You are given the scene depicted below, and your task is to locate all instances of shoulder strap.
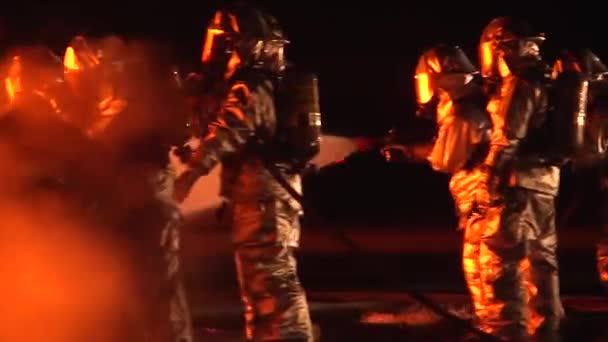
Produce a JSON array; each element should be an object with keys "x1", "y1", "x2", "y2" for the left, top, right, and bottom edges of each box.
[
  {"x1": 261, "y1": 157, "x2": 304, "y2": 204},
  {"x1": 252, "y1": 126, "x2": 304, "y2": 203},
  {"x1": 243, "y1": 71, "x2": 303, "y2": 203}
]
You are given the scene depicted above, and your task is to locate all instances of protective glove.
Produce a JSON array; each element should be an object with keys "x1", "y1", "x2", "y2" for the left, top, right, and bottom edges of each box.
[{"x1": 475, "y1": 165, "x2": 501, "y2": 214}]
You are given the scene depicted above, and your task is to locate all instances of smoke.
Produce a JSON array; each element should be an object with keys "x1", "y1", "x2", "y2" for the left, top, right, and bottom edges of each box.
[
  {"x1": 179, "y1": 134, "x2": 364, "y2": 218},
  {"x1": 179, "y1": 163, "x2": 223, "y2": 217},
  {"x1": 0, "y1": 147, "x2": 131, "y2": 341},
  {"x1": 0, "y1": 39, "x2": 185, "y2": 341}
]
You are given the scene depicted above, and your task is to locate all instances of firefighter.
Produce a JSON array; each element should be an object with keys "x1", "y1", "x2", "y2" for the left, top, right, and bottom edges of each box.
[
  {"x1": 476, "y1": 17, "x2": 565, "y2": 340},
  {"x1": 62, "y1": 35, "x2": 195, "y2": 341},
  {"x1": 174, "y1": 3, "x2": 318, "y2": 341}
]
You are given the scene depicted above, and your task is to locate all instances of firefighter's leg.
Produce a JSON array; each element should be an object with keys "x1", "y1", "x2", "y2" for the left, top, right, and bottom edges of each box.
[
  {"x1": 133, "y1": 221, "x2": 175, "y2": 342},
  {"x1": 232, "y1": 200, "x2": 313, "y2": 342},
  {"x1": 597, "y1": 172, "x2": 608, "y2": 290},
  {"x1": 528, "y1": 193, "x2": 564, "y2": 341},
  {"x1": 597, "y1": 233, "x2": 608, "y2": 289},
  {"x1": 462, "y1": 213, "x2": 486, "y2": 323},
  {"x1": 155, "y1": 166, "x2": 195, "y2": 342},
  {"x1": 161, "y1": 215, "x2": 195, "y2": 342},
  {"x1": 478, "y1": 188, "x2": 530, "y2": 340},
  {"x1": 519, "y1": 257, "x2": 543, "y2": 335}
]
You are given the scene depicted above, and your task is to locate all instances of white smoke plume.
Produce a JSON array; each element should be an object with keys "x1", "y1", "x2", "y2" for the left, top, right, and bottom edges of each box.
[{"x1": 178, "y1": 134, "x2": 364, "y2": 217}]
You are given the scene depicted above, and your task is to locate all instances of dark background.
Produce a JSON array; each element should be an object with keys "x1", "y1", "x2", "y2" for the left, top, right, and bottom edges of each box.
[
  {"x1": 1, "y1": 1, "x2": 606, "y2": 136},
  {"x1": 0, "y1": 1, "x2": 602, "y2": 227}
]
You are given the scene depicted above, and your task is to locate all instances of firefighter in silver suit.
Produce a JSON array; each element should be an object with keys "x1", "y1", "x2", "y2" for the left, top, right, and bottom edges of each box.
[
  {"x1": 476, "y1": 17, "x2": 565, "y2": 340},
  {"x1": 62, "y1": 35, "x2": 195, "y2": 341},
  {"x1": 551, "y1": 49, "x2": 608, "y2": 292},
  {"x1": 412, "y1": 44, "x2": 493, "y2": 325},
  {"x1": 173, "y1": 4, "x2": 315, "y2": 341}
]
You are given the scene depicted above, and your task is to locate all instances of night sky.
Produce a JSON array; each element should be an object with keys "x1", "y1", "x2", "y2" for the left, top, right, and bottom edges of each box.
[{"x1": 2, "y1": 1, "x2": 606, "y2": 136}]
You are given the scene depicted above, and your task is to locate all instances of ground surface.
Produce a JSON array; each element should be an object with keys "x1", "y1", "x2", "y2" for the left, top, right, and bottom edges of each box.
[{"x1": 182, "y1": 223, "x2": 608, "y2": 341}]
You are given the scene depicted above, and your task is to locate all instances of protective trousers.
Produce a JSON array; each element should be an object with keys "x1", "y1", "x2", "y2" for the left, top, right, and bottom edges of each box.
[
  {"x1": 596, "y1": 168, "x2": 608, "y2": 289},
  {"x1": 450, "y1": 169, "x2": 489, "y2": 324},
  {"x1": 228, "y1": 199, "x2": 314, "y2": 342},
  {"x1": 478, "y1": 188, "x2": 564, "y2": 341},
  {"x1": 155, "y1": 168, "x2": 195, "y2": 342},
  {"x1": 113, "y1": 173, "x2": 194, "y2": 341},
  {"x1": 597, "y1": 217, "x2": 608, "y2": 289},
  {"x1": 462, "y1": 213, "x2": 486, "y2": 324},
  {"x1": 451, "y1": 169, "x2": 493, "y2": 324},
  {"x1": 160, "y1": 213, "x2": 195, "y2": 342},
  {"x1": 598, "y1": 235, "x2": 608, "y2": 290},
  {"x1": 598, "y1": 235, "x2": 608, "y2": 289},
  {"x1": 463, "y1": 213, "x2": 538, "y2": 333},
  {"x1": 117, "y1": 204, "x2": 175, "y2": 342}
]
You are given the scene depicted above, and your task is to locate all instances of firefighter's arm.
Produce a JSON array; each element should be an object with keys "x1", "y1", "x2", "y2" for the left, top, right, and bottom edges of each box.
[
  {"x1": 173, "y1": 82, "x2": 255, "y2": 202},
  {"x1": 483, "y1": 78, "x2": 539, "y2": 177},
  {"x1": 476, "y1": 78, "x2": 541, "y2": 207},
  {"x1": 191, "y1": 82, "x2": 256, "y2": 175}
]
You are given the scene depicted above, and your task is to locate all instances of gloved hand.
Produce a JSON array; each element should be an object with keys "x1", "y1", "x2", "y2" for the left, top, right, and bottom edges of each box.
[
  {"x1": 475, "y1": 165, "x2": 501, "y2": 213},
  {"x1": 173, "y1": 144, "x2": 193, "y2": 164},
  {"x1": 173, "y1": 170, "x2": 200, "y2": 203},
  {"x1": 475, "y1": 181, "x2": 491, "y2": 214}
]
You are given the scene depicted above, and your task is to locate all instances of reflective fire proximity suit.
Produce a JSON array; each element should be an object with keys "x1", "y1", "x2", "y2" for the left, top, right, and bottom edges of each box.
[
  {"x1": 476, "y1": 17, "x2": 564, "y2": 340},
  {"x1": 174, "y1": 5, "x2": 313, "y2": 342},
  {"x1": 62, "y1": 35, "x2": 194, "y2": 341},
  {"x1": 551, "y1": 49, "x2": 608, "y2": 290},
  {"x1": 413, "y1": 44, "x2": 493, "y2": 324},
  {"x1": 557, "y1": 54, "x2": 608, "y2": 291}
]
